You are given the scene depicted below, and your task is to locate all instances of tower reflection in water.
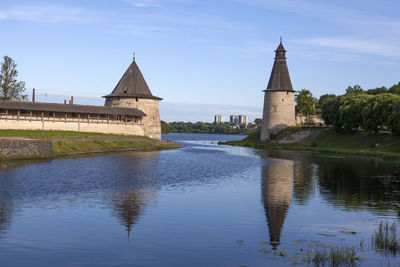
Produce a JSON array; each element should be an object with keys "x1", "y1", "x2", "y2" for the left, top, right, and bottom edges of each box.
[{"x1": 261, "y1": 156, "x2": 294, "y2": 249}]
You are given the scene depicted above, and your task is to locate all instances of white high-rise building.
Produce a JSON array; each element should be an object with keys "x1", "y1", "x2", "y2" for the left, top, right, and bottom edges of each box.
[
  {"x1": 214, "y1": 115, "x2": 223, "y2": 124},
  {"x1": 239, "y1": 115, "x2": 248, "y2": 125},
  {"x1": 230, "y1": 115, "x2": 239, "y2": 125}
]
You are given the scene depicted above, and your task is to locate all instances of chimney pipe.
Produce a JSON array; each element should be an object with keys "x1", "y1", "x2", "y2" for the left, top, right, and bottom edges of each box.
[
  {"x1": 32, "y1": 88, "x2": 35, "y2": 103},
  {"x1": 70, "y1": 96, "x2": 74, "y2": 105},
  {"x1": 64, "y1": 99, "x2": 67, "y2": 104}
]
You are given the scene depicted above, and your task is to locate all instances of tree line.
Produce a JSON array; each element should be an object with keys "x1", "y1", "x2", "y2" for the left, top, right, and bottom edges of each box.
[
  {"x1": 296, "y1": 83, "x2": 400, "y2": 134},
  {"x1": 161, "y1": 121, "x2": 258, "y2": 135}
]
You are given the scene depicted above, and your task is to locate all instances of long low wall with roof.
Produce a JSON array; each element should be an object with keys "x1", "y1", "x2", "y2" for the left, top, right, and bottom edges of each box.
[{"x1": 0, "y1": 118, "x2": 145, "y2": 136}]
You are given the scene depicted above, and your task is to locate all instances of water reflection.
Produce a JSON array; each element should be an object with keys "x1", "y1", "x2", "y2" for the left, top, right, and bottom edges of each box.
[
  {"x1": 261, "y1": 157, "x2": 294, "y2": 249},
  {"x1": 112, "y1": 189, "x2": 155, "y2": 237},
  {"x1": 261, "y1": 150, "x2": 400, "y2": 215}
]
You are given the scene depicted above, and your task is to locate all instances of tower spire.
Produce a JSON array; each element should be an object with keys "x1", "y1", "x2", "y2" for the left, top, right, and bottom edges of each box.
[
  {"x1": 280, "y1": 36, "x2": 282, "y2": 44},
  {"x1": 133, "y1": 51, "x2": 136, "y2": 61}
]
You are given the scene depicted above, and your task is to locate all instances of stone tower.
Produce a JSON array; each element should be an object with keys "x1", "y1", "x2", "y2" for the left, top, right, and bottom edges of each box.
[
  {"x1": 104, "y1": 57, "x2": 162, "y2": 140},
  {"x1": 260, "y1": 40, "x2": 296, "y2": 141}
]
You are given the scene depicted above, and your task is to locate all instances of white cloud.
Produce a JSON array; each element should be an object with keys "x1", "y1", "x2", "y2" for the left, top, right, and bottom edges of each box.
[
  {"x1": 125, "y1": 0, "x2": 162, "y2": 8},
  {"x1": 0, "y1": 5, "x2": 105, "y2": 24},
  {"x1": 125, "y1": 0, "x2": 197, "y2": 8},
  {"x1": 296, "y1": 37, "x2": 400, "y2": 59}
]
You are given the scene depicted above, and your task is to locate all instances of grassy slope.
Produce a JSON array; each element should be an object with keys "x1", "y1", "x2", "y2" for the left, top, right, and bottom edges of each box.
[
  {"x1": 223, "y1": 128, "x2": 400, "y2": 158},
  {"x1": 0, "y1": 129, "x2": 179, "y2": 159},
  {"x1": 52, "y1": 140, "x2": 177, "y2": 155}
]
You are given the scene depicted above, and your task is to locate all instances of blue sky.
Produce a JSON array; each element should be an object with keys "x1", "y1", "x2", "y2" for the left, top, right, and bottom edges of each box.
[{"x1": 1, "y1": 0, "x2": 399, "y2": 122}]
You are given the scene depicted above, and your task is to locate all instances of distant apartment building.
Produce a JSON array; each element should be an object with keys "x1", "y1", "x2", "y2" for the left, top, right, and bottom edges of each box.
[
  {"x1": 238, "y1": 115, "x2": 248, "y2": 125},
  {"x1": 229, "y1": 115, "x2": 248, "y2": 125},
  {"x1": 230, "y1": 115, "x2": 239, "y2": 125},
  {"x1": 214, "y1": 115, "x2": 223, "y2": 124}
]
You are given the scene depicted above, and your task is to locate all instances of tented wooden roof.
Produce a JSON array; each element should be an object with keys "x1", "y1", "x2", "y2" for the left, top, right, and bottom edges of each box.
[
  {"x1": 265, "y1": 41, "x2": 294, "y2": 92},
  {"x1": 104, "y1": 59, "x2": 162, "y2": 100},
  {"x1": 0, "y1": 100, "x2": 146, "y2": 117}
]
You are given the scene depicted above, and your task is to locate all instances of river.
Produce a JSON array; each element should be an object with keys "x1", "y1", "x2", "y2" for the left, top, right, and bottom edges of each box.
[{"x1": 0, "y1": 133, "x2": 399, "y2": 266}]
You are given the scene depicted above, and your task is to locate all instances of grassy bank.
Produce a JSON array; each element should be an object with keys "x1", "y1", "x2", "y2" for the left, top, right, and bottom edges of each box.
[
  {"x1": 0, "y1": 130, "x2": 180, "y2": 160},
  {"x1": 222, "y1": 127, "x2": 400, "y2": 158},
  {"x1": 52, "y1": 139, "x2": 178, "y2": 156}
]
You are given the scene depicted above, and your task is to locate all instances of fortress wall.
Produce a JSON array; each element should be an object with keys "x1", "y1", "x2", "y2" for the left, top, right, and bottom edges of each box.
[
  {"x1": 0, "y1": 139, "x2": 52, "y2": 158},
  {"x1": 0, "y1": 119, "x2": 145, "y2": 136},
  {"x1": 105, "y1": 97, "x2": 161, "y2": 140},
  {"x1": 261, "y1": 91, "x2": 296, "y2": 141}
]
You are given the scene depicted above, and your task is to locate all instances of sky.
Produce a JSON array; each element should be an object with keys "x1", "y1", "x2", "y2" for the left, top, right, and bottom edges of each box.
[{"x1": 0, "y1": 0, "x2": 399, "y2": 122}]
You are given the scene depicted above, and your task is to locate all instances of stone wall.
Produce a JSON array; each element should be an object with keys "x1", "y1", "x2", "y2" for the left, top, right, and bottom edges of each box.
[
  {"x1": 296, "y1": 115, "x2": 325, "y2": 126},
  {"x1": 105, "y1": 97, "x2": 161, "y2": 140},
  {"x1": 0, "y1": 119, "x2": 145, "y2": 136},
  {"x1": 261, "y1": 91, "x2": 296, "y2": 141},
  {"x1": 0, "y1": 139, "x2": 52, "y2": 158}
]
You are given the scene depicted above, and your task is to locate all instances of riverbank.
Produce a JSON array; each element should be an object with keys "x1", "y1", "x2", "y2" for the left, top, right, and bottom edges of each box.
[
  {"x1": 0, "y1": 130, "x2": 180, "y2": 160},
  {"x1": 221, "y1": 127, "x2": 400, "y2": 158}
]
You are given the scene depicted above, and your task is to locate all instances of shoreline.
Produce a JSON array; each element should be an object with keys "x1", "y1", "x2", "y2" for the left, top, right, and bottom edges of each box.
[
  {"x1": 220, "y1": 128, "x2": 400, "y2": 160},
  {"x1": 0, "y1": 130, "x2": 181, "y2": 161}
]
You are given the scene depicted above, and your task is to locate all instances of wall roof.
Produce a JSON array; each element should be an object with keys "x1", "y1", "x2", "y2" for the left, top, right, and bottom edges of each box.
[{"x1": 0, "y1": 100, "x2": 146, "y2": 117}]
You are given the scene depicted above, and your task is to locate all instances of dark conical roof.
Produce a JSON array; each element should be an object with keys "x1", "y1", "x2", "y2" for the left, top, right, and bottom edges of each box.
[
  {"x1": 104, "y1": 59, "x2": 162, "y2": 100},
  {"x1": 265, "y1": 41, "x2": 293, "y2": 92}
]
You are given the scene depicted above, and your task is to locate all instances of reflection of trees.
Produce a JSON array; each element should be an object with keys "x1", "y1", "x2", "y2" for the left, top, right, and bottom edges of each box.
[
  {"x1": 261, "y1": 150, "x2": 400, "y2": 214},
  {"x1": 112, "y1": 189, "x2": 155, "y2": 237},
  {"x1": 261, "y1": 157, "x2": 294, "y2": 249},
  {"x1": 314, "y1": 156, "x2": 400, "y2": 212},
  {"x1": 0, "y1": 200, "x2": 13, "y2": 237}
]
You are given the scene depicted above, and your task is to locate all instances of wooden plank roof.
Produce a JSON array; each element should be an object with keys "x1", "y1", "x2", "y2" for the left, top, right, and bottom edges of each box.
[
  {"x1": 265, "y1": 41, "x2": 294, "y2": 92},
  {"x1": 0, "y1": 100, "x2": 146, "y2": 117},
  {"x1": 103, "y1": 59, "x2": 162, "y2": 100}
]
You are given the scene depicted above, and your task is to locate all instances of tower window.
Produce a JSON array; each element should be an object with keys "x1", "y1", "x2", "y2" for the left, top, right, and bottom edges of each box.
[
  {"x1": 136, "y1": 97, "x2": 138, "y2": 102},
  {"x1": 124, "y1": 90, "x2": 127, "y2": 94},
  {"x1": 272, "y1": 105, "x2": 277, "y2": 112}
]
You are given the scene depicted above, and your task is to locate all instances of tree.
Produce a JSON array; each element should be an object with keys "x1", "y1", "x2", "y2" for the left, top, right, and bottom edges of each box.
[
  {"x1": 0, "y1": 56, "x2": 27, "y2": 101},
  {"x1": 295, "y1": 89, "x2": 316, "y2": 117},
  {"x1": 366, "y1": 86, "x2": 388, "y2": 95},
  {"x1": 317, "y1": 94, "x2": 336, "y2": 108},
  {"x1": 389, "y1": 82, "x2": 400, "y2": 95},
  {"x1": 345, "y1": 84, "x2": 363, "y2": 94}
]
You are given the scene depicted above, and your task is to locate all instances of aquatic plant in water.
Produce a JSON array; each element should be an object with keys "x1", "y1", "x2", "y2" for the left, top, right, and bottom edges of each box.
[
  {"x1": 307, "y1": 246, "x2": 359, "y2": 266},
  {"x1": 372, "y1": 221, "x2": 400, "y2": 255}
]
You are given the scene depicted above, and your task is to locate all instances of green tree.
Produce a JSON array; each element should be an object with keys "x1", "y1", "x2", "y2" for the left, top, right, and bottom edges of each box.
[
  {"x1": 345, "y1": 84, "x2": 363, "y2": 94},
  {"x1": 389, "y1": 82, "x2": 400, "y2": 95},
  {"x1": 366, "y1": 86, "x2": 388, "y2": 95},
  {"x1": 390, "y1": 102, "x2": 400, "y2": 134},
  {"x1": 0, "y1": 56, "x2": 27, "y2": 101},
  {"x1": 161, "y1": 121, "x2": 169, "y2": 134},
  {"x1": 361, "y1": 94, "x2": 400, "y2": 132},
  {"x1": 318, "y1": 94, "x2": 336, "y2": 108},
  {"x1": 296, "y1": 89, "x2": 316, "y2": 117}
]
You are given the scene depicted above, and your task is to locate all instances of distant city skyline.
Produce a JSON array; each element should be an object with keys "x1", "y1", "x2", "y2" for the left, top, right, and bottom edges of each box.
[{"x1": 1, "y1": 0, "x2": 399, "y2": 121}]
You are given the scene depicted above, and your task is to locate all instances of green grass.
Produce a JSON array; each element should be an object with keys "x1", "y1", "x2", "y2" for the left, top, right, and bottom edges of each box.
[
  {"x1": 372, "y1": 221, "x2": 400, "y2": 255},
  {"x1": 52, "y1": 140, "x2": 179, "y2": 155},
  {"x1": 308, "y1": 246, "x2": 359, "y2": 266},
  {"x1": 0, "y1": 129, "x2": 151, "y2": 140},
  {"x1": 222, "y1": 128, "x2": 400, "y2": 158}
]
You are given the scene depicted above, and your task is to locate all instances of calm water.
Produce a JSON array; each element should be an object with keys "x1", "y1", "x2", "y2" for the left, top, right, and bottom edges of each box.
[{"x1": 0, "y1": 133, "x2": 400, "y2": 266}]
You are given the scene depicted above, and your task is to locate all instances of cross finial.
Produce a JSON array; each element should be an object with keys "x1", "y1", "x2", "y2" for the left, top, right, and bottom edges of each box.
[
  {"x1": 133, "y1": 51, "x2": 136, "y2": 61},
  {"x1": 280, "y1": 36, "x2": 282, "y2": 44}
]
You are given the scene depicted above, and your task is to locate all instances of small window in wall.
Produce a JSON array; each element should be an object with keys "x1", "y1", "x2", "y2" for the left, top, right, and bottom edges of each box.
[
  {"x1": 282, "y1": 98, "x2": 284, "y2": 102},
  {"x1": 135, "y1": 97, "x2": 138, "y2": 102},
  {"x1": 124, "y1": 90, "x2": 127, "y2": 94},
  {"x1": 272, "y1": 105, "x2": 277, "y2": 112}
]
